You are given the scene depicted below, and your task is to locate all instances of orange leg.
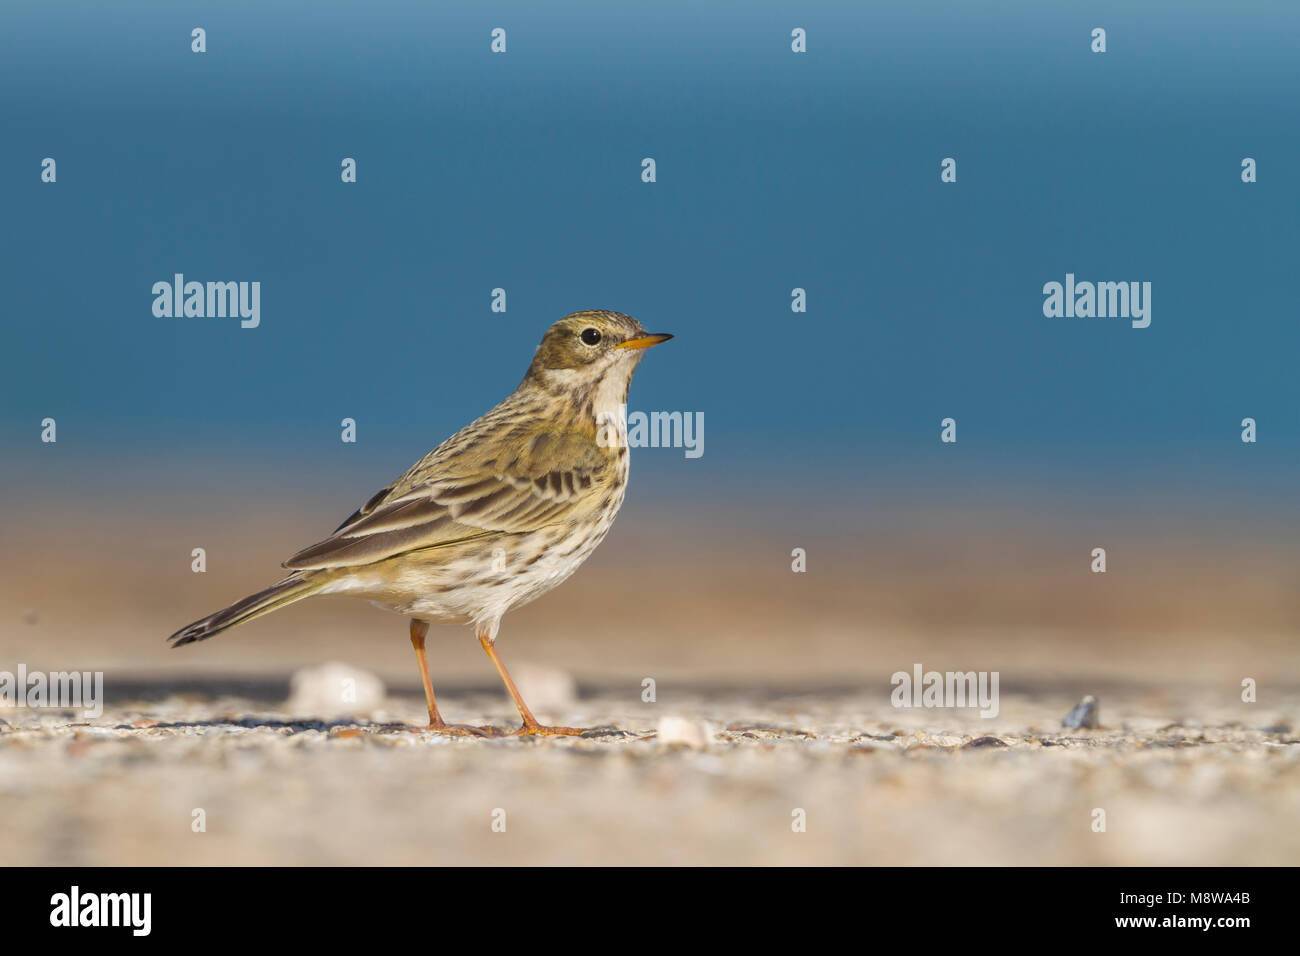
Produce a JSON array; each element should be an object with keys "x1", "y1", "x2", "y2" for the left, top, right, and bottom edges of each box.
[
  {"x1": 410, "y1": 619, "x2": 491, "y2": 736},
  {"x1": 478, "y1": 630, "x2": 585, "y2": 736}
]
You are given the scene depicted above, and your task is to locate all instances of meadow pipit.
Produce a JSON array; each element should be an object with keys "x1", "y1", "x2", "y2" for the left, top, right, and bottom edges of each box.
[{"x1": 169, "y1": 311, "x2": 672, "y2": 736}]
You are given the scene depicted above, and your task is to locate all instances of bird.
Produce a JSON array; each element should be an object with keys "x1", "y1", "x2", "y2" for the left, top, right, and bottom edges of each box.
[{"x1": 168, "y1": 310, "x2": 672, "y2": 736}]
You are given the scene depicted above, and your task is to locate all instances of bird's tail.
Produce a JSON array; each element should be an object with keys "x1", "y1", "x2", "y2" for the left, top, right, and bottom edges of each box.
[{"x1": 168, "y1": 572, "x2": 325, "y2": 647}]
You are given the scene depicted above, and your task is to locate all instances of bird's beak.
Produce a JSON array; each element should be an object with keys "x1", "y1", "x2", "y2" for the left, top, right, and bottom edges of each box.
[{"x1": 615, "y1": 333, "x2": 674, "y2": 351}]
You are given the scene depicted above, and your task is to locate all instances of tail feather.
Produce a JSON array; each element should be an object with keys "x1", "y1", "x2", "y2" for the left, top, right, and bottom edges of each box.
[{"x1": 168, "y1": 573, "x2": 323, "y2": 647}]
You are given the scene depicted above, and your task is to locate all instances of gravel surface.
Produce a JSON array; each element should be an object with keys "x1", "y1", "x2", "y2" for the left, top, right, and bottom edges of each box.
[{"x1": 2, "y1": 682, "x2": 1297, "y2": 865}]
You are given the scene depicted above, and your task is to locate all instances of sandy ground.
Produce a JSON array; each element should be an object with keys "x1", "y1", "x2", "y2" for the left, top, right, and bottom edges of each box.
[
  {"x1": 4, "y1": 481, "x2": 1298, "y2": 865},
  {"x1": 2, "y1": 679, "x2": 1296, "y2": 866}
]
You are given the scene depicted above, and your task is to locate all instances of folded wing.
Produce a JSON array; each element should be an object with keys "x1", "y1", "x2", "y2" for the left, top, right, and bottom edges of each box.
[{"x1": 283, "y1": 423, "x2": 615, "y2": 571}]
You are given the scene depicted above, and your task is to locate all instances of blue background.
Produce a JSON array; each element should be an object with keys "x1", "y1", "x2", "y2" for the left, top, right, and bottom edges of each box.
[{"x1": 3, "y1": 1, "x2": 1298, "y2": 503}]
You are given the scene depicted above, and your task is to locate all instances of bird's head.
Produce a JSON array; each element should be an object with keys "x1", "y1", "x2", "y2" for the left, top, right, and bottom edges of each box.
[{"x1": 524, "y1": 310, "x2": 672, "y2": 393}]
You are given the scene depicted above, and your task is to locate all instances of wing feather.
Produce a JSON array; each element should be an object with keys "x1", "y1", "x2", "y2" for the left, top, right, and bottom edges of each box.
[{"x1": 282, "y1": 416, "x2": 618, "y2": 571}]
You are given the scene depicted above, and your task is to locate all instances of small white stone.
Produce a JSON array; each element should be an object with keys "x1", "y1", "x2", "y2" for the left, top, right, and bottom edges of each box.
[
  {"x1": 657, "y1": 715, "x2": 713, "y2": 749},
  {"x1": 285, "y1": 662, "x2": 386, "y2": 718}
]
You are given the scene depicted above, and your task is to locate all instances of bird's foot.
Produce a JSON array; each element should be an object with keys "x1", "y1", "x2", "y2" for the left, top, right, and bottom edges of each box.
[{"x1": 511, "y1": 722, "x2": 587, "y2": 737}]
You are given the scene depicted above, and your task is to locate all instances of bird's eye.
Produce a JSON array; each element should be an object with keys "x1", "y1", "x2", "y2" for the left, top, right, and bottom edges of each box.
[{"x1": 580, "y1": 328, "x2": 602, "y2": 346}]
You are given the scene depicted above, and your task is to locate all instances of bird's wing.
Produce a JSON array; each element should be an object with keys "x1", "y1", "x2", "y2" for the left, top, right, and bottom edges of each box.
[{"x1": 282, "y1": 423, "x2": 618, "y2": 571}]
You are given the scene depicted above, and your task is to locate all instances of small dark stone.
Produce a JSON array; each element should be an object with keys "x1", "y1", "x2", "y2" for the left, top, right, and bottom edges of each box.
[
  {"x1": 965, "y1": 736, "x2": 1007, "y2": 748},
  {"x1": 580, "y1": 726, "x2": 631, "y2": 739},
  {"x1": 1062, "y1": 695, "x2": 1100, "y2": 729}
]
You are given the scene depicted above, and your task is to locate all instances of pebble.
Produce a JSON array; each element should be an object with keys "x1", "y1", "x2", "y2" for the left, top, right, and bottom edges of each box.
[
  {"x1": 1062, "y1": 695, "x2": 1100, "y2": 729},
  {"x1": 656, "y1": 716, "x2": 714, "y2": 749},
  {"x1": 285, "y1": 662, "x2": 386, "y2": 718}
]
